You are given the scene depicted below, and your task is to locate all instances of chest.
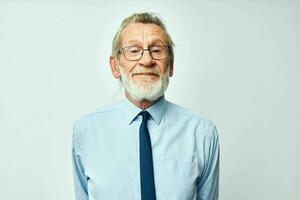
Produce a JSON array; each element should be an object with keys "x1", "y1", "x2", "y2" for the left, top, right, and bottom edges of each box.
[{"x1": 83, "y1": 121, "x2": 201, "y2": 200}]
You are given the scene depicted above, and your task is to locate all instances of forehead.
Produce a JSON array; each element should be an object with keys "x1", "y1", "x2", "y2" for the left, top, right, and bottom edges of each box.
[{"x1": 120, "y1": 23, "x2": 167, "y2": 45}]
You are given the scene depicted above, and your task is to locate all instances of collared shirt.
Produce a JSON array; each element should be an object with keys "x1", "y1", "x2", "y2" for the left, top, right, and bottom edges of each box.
[{"x1": 72, "y1": 96, "x2": 219, "y2": 200}]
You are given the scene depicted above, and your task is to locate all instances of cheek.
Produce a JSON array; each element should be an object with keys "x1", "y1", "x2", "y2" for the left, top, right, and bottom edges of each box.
[
  {"x1": 120, "y1": 59, "x2": 137, "y2": 73},
  {"x1": 158, "y1": 62, "x2": 170, "y2": 74}
]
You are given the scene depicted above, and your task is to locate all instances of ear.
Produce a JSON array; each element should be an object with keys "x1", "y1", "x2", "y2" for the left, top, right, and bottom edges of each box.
[
  {"x1": 169, "y1": 60, "x2": 174, "y2": 77},
  {"x1": 109, "y1": 56, "x2": 121, "y2": 79}
]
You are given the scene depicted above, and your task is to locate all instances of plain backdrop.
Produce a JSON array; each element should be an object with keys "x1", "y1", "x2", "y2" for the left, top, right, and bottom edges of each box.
[{"x1": 1, "y1": 0, "x2": 299, "y2": 199}]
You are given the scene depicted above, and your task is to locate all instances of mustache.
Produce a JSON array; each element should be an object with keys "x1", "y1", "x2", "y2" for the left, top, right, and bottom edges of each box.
[{"x1": 132, "y1": 69, "x2": 160, "y2": 76}]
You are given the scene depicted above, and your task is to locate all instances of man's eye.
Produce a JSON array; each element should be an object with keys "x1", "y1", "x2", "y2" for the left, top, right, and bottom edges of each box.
[
  {"x1": 152, "y1": 50, "x2": 161, "y2": 53},
  {"x1": 151, "y1": 47, "x2": 163, "y2": 53},
  {"x1": 128, "y1": 47, "x2": 141, "y2": 53},
  {"x1": 130, "y1": 50, "x2": 140, "y2": 53}
]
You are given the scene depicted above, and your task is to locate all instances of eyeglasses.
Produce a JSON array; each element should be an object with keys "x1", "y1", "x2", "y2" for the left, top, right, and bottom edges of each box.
[{"x1": 119, "y1": 45, "x2": 170, "y2": 61}]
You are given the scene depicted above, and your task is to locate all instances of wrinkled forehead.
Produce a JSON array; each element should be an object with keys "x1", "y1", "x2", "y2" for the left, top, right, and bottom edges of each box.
[{"x1": 120, "y1": 23, "x2": 168, "y2": 46}]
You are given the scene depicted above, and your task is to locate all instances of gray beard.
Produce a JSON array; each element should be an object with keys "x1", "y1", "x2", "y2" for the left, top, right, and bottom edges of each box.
[{"x1": 119, "y1": 66, "x2": 170, "y2": 102}]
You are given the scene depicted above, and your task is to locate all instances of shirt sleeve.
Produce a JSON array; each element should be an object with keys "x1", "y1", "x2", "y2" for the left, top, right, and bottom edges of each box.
[
  {"x1": 72, "y1": 123, "x2": 89, "y2": 200},
  {"x1": 197, "y1": 125, "x2": 220, "y2": 200}
]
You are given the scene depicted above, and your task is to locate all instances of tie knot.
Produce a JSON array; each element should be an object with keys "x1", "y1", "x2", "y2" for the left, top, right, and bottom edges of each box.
[{"x1": 140, "y1": 111, "x2": 150, "y2": 122}]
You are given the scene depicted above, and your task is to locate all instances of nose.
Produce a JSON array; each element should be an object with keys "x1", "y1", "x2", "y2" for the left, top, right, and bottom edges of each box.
[{"x1": 139, "y1": 49, "x2": 154, "y2": 67}]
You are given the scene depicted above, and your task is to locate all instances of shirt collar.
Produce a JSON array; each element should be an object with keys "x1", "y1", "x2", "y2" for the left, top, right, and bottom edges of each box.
[{"x1": 123, "y1": 95, "x2": 167, "y2": 125}]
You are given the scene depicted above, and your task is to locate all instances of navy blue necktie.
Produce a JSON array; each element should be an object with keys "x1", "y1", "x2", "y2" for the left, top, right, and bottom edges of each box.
[{"x1": 139, "y1": 111, "x2": 156, "y2": 200}]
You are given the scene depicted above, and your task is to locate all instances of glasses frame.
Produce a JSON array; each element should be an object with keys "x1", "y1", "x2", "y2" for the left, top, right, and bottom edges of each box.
[{"x1": 119, "y1": 45, "x2": 170, "y2": 61}]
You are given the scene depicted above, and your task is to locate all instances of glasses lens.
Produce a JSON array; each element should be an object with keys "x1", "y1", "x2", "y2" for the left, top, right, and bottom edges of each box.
[
  {"x1": 150, "y1": 46, "x2": 168, "y2": 60},
  {"x1": 124, "y1": 46, "x2": 143, "y2": 61}
]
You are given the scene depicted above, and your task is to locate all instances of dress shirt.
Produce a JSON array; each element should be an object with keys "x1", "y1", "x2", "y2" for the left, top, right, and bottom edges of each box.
[{"x1": 72, "y1": 96, "x2": 219, "y2": 200}]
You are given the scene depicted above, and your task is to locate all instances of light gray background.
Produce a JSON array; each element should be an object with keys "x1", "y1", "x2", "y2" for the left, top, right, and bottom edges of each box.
[{"x1": 1, "y1": 0, "x2": 299, "y2": 199}]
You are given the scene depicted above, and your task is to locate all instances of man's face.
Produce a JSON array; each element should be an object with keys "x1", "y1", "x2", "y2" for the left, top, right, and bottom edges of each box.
[{"x1": 110, "y1": 23, "x2": 173, "y2": 101}]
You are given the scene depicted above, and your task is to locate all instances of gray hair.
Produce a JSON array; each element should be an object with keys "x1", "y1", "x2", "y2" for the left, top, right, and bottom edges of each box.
[{"x1": 111, "y1": 12, "x2": 174, "y2": 63}]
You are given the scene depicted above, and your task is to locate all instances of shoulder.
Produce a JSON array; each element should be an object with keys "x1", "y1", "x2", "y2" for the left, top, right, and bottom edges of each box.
[
  {"x1": 166, "y1": 101, "x2": 214, "y2": 124},
  {"x1": 165, "y1": 101, "x2": 217, "y2": 137},
  {"x1": 73, "y1": 100, "x2": 124, "y2": 131}
]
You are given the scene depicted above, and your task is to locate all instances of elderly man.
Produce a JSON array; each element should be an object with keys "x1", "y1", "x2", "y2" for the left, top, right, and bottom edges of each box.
[{"x1": 72, "y1": 12, "x2": 219, "y2": 200}]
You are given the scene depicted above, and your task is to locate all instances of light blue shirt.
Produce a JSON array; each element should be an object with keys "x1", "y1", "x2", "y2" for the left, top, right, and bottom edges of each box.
[{"x1": 72, "y1": 96, "x2": 219, "y2": 200}]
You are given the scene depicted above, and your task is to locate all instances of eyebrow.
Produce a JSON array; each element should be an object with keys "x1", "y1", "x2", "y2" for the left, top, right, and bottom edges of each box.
[
  {"x1": 124, "y1": 39, "x2": 167, "y2": 46},
  {"x1": 126, "y1": 40, "x2": 142, "y2": 45},
  {"x1": 150, "y1": 39, "x2": 166, "y2": 46}
]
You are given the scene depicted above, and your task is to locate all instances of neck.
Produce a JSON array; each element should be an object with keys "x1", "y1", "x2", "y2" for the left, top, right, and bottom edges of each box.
[{"x1": 125, "y1": 92, "x2": 162, "y2": 110}]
